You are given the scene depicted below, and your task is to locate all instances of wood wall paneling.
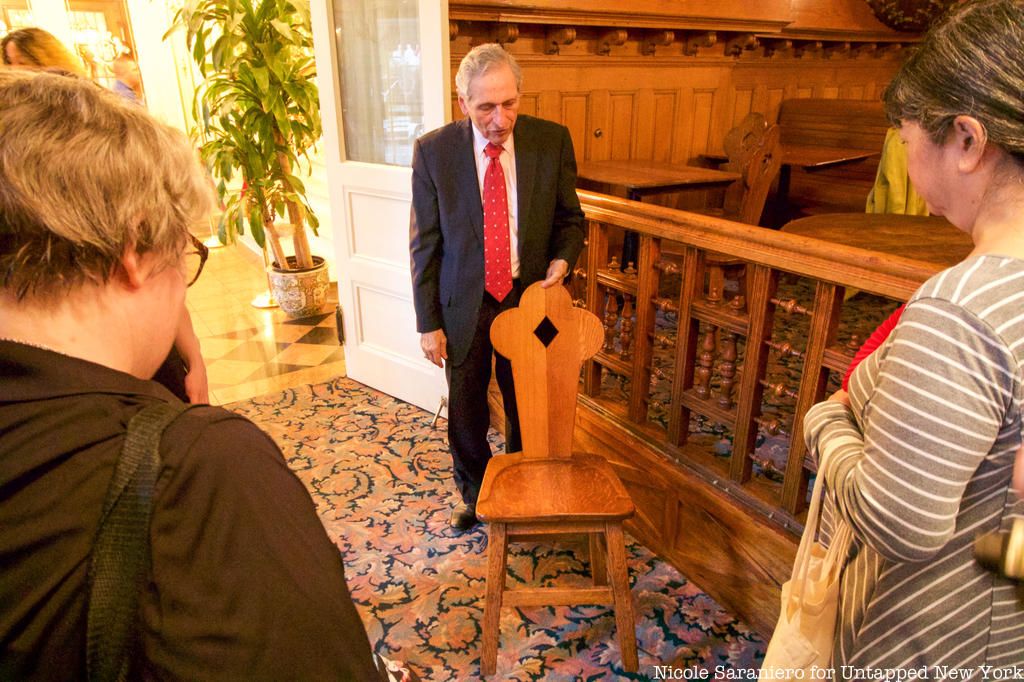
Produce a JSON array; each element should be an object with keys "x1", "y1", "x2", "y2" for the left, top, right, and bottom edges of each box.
[
  {"x1": 652, "y1": 92, "x2": 676, "y2": 163},
  {"x1": 633, "y1": 89, "x2": 656, "y2": 160},
  {"x1": 561, "y1": 94, "x2": 589, "y2": 163},
  {"x1": 609, "y1": 93, "x2": 635, "y2": 159},
  {"x1": 690, "y1": 90, "x2": 715, "y2": 159}
]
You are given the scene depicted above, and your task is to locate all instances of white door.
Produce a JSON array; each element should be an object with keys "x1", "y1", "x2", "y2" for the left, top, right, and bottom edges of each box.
[{"x1": 311, "y1": 0, "x2": 450, "y2": 412}]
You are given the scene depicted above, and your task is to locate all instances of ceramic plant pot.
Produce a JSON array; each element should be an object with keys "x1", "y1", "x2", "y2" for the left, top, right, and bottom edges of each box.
[{"x1": 268, "y1": 255, "x2": 330, "y2": 319}]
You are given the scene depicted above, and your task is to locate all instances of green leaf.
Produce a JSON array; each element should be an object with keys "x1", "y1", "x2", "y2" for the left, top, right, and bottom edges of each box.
[
  {"x1": 192, "y1": 26, "x2": 207, "y2": 66},
  {"x1": 249, "y1": 210, "x2": 266, "y2": 248},
  {"x1": 216, "y1": 211, "x2": 229, "y2": 244},
  {"x1": 269, "y1": 19, "x2": 293, "y2": 42},
  {"x1": 211, "y1": 34, "x2": 227, "y2": 71},
  {"x1": 250, "y1": 65, "x2": 270, "y2": 93},
  {"x1": 284, "y1": 173, "x2": 305, "y2": 194}
]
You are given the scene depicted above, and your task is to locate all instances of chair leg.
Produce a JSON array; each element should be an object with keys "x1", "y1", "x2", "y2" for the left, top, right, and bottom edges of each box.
[
  {"x1": 605, "y1": 523, "x2": 638, "y2": 672},
  {"x1": 589, "y1": 532, "x2": 608, "y2": 586},
  {"x1": 481, "y1": 522, "x2": 508, "y2": 677}
]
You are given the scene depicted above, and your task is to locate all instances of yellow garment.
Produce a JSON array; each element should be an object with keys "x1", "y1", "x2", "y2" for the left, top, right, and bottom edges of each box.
[{"x1": 865, "y1": 127, "x2": 929, "y2": 215}]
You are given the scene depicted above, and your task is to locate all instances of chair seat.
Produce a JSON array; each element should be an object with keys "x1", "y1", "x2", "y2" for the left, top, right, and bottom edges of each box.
[{"x1": 476, "y1": 452, "x2": 635, "y2": 523}]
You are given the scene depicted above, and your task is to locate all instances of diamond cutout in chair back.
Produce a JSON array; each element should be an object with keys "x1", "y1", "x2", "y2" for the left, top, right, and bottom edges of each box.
[{"x1": 533, "y1": 316, "x2": 559, "y2": 347}]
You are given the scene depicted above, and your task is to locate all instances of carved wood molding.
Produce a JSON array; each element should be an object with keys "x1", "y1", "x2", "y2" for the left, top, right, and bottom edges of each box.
[
  {"x1": 597, "y1": 28, "x2": 628, "y2": 56},
  {"x1": 683, "y1": 30, "x2": 716, "y2": 56},
  {"x1": 641, "y1": 29, "x2": 674, "y2": 56},
  {"x1": 545, "y1": 26, "x2": 577, "y2": 54},
  {"x1": 724, "y1": 32, "x2": 758, "y2": 57},
  {"x1": 448, "y1": 19, "x2": 912, "y2": 60},
  {"x1": 449, "y1": 5, "x2": 792, "y2": 34},
  {"x1": 492, "y1": 22, "x2": 519, "y2": 45},
  {"x1": 764, "y1": 38, "x2": 792, "y2": 58}
]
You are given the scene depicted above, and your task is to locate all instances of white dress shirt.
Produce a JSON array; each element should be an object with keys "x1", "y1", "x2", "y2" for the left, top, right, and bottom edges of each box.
[{"x1": 470, "y1": 124, "x2": 520, "y2": 279}]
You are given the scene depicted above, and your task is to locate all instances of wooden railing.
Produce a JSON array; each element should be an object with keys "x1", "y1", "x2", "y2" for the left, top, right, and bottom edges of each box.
[{"x1": 573, "y1": 190, "x2": 942, "y2": 528}]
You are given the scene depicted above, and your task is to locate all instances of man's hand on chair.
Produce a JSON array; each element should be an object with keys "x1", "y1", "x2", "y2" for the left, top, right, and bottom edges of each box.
[
  {"x1": 541, "y1": 258, "x2": 569, "y2": 288},
  {"x1": 421, "y1": 329, "x2": 447, "y2": 368}
]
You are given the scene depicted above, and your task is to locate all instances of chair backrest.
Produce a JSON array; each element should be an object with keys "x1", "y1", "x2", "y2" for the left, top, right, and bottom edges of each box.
[
  {"x1": 777, "y1": 97, "x2": 888, "y2": 151},
  {"x1": 737, "y1": 124, "x2": 782, "y2": 225},
  {"x1": 490, "y1": 283, "x2": 604, "y2": 460},
  {"x1": 720, "y1": 113, "x2": 783, "y2": 225}
]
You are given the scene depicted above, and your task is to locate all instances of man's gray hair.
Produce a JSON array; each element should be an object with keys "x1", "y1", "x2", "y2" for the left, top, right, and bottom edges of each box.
[{"x1": 454, "y1": 43, "x2": 522, "y2": 100}]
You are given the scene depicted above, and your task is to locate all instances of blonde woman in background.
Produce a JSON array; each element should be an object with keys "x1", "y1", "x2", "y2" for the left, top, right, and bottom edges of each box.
[{"x1": 1, "y1": 27, "x2": 85, "y2": 76}]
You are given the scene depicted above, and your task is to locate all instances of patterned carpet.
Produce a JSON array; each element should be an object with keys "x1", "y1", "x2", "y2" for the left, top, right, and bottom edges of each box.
[{"x1": 230, "y1": 378, "x2": 765, "y2": 681}]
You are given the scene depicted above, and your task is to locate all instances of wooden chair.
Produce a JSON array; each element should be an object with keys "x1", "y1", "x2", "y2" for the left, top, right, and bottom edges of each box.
[
  {"x1": 699, "y1": 113, "x2": 783, "y2": 303},
  {"x1": 476, "y1": 282, "x2": 638, "y2": 677},
  {"x1": 718, "y1": 113, "x2": 783, "y2": 226}
]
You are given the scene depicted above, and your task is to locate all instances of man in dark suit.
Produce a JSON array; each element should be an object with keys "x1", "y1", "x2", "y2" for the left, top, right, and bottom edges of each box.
[{"x1": 410, "y1": 44, "x2": 585, "y2": 530}]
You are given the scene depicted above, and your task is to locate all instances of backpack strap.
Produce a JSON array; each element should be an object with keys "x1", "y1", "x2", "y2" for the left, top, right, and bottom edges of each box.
[{"x1": 87, "y1": 401, "x2": 192, "y2": 682}]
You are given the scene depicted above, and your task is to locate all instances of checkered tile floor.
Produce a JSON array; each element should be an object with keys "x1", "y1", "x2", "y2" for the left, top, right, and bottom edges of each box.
[
  {"x1": 185, "y1": 237, "x2": 346, "y2": 405},
  {"x1": 204, "y1": 310, "x2": 344, "y2": 389}
]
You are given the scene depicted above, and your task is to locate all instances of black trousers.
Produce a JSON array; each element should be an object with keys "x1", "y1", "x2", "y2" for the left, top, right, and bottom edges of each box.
[{"x1": 445, "y1": 283, "x2": 523, "y2": 505}]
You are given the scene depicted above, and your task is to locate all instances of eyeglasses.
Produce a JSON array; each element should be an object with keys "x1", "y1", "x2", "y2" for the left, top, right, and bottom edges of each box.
[{"x1": 184, "y1": 233, "x2": 209, "y2": 287}]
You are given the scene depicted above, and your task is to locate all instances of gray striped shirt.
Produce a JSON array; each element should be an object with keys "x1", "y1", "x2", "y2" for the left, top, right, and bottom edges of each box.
[{"x1": 804, "y1": 255, "x2": 1024, "y2": 672}]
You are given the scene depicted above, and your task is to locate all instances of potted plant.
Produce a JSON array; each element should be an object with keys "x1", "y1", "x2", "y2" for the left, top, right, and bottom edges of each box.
[{"x1": 170, "y1": 0, "x2": 328, "y2": 318}]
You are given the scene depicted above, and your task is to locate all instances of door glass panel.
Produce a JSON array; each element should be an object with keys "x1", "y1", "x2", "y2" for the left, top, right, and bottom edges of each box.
[
  {"x1": 65, "y1": 0, "x2": 141, "y2": 98},
  {"x1": 334, "y1": 0, "x2": 422, "y2": 166},
  {"x1": 0, "y1": 0, "x2": 34, "y2": 34}
]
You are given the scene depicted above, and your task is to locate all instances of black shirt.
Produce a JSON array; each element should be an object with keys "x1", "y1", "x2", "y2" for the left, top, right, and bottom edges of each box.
[{"x1": 0, "y1": 341, "x2": 379, "y2": 680}]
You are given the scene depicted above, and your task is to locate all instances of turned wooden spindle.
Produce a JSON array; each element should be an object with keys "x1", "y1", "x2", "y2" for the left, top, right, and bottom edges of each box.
[
  {"x1": 652, "y1": 297, "x2": 679, "y2": 315},
  {"x1": 618, "y1": 294, "x2": 634, "y2": 359},
  {"x1": 603, "y1": 291, "x2": 619, "y2": 352},
  {"x1": 747, "y1": 452, "x2": 784, "y2": 479},
  {"x1": 572, "y1": 266, "x2": 588, "y2": 281},
  {"x1": 717, "y1": 331, "x2": 738, "y2": 409},
  {"x1": 606, "y1": 256, "x2": 621, "y2": 272},
  {"x1": 706, "y1": 285, "x2": 723, "y2": 306},
  {"x1": 653, "y1": 333, "x2": 674, "y2": 349},
  {"x1": 655, "y1": 259, "x2": 680, "y2": 276},
  {"x1": 771, "y1": 297, "x2": 810, "y2": 316},
  {"x1": 623, "y1": 261, "x2": 637, "y2": 277},
  {"x1": 759, "y1": 378, "x2": 799, "y2": 401},
  {"x1": 766, "y1": 339, "x2": 805, "y2": 359},
  {"x1": 729, "y1": 295, "x2": 746, "y2": 313},
  {"x1": 845, "y1": 333, "x2": 863, "y2": 351},
  {"x1": 694, "y1": 327, "x2": 717, "y2": 400},
  {"x1": 755, "y1": 416, "x2": 789, "y2": 437}
]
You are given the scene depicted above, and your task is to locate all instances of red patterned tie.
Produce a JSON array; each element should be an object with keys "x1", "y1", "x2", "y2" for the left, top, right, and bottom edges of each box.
[{"x1": 483, "y1": 142, "x2": 513, "y2": 302}]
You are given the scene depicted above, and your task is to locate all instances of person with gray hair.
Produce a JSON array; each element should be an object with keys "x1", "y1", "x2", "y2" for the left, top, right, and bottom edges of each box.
[
  {"x1": 802, "y1": 0, "x2": 1024, "y2": 672},
  {"x1": 0, "y1": 69, "x2": 384, "y2": 680},
  {"x1": 410, "y1": 43, "x2": 585, "y2": 530}
]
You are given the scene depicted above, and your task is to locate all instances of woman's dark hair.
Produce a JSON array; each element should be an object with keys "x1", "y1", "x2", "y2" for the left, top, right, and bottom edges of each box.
[{"x1": 883, "y1": 0, "x2": 1024, "y2": 161}]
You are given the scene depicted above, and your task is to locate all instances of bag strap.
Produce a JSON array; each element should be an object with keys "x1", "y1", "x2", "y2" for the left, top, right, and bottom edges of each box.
[
  {"x1": 87, "y1": 402, "x2": 191, "y2": 682},
  {"x1": 789, "y1": 449, "x2": 855, "y2": 608}
]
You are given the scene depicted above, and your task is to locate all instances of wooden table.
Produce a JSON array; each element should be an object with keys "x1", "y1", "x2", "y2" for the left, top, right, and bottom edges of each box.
[
  {"x1": 704, "y1": 144, "x2": 877, "y2": 208},
  {"x1": 577, "y1": 159, "x2": 740, "y2": 202},
  {"x1": 705, "y1": 144, "x2": 876, "y2": 171},
  {"x1": 781, "y1": 213, "x2": 974, "y2": 269},
  {"x1": 577, "y1": 159, "x2": 741, "y2": 267}
]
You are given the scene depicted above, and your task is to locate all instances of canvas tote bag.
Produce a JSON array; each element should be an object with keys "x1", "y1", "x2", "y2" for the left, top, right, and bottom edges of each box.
[{"x1": 758, "y1": 463, "x2": 853, "y2": 681}]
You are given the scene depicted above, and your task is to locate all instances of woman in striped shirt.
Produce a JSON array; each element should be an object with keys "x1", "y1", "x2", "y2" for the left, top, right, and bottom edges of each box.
[{"x1": 803, "y1": 0, "x2": 1024, "y2": 672}]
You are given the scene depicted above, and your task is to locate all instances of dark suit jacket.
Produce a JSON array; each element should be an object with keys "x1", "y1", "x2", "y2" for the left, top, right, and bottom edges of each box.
[{"x1": 409, "y1": 115, "x2": 586, "y2": 366}]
